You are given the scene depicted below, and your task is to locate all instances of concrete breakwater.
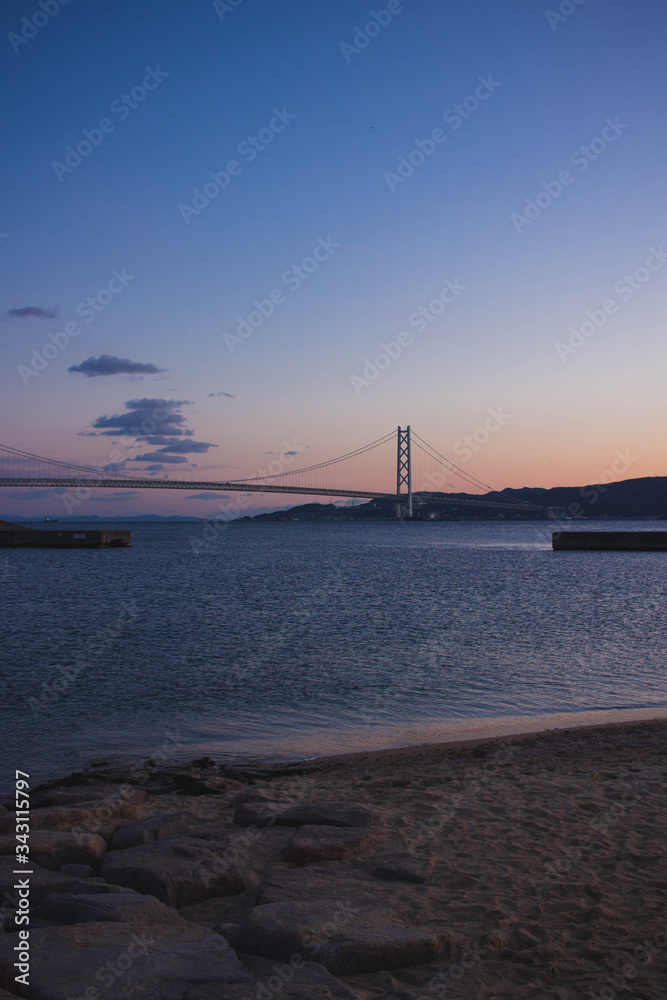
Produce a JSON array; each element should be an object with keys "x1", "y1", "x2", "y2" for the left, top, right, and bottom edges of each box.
[
  {"x1": 0, "y1": 520, "x2": 130, "y2": 548},
  {"x1": 553, "y1": 530, "x2": 667, "y2": 551}
]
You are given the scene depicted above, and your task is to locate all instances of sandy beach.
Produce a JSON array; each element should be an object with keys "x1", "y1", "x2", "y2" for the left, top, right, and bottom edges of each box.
[{"x1": 1, "y1": 718, "x2": 666, "y2": 999}]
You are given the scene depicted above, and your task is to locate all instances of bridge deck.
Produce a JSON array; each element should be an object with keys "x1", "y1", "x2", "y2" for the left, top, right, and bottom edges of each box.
[{"x1": 0, "y1": 478, "x2": 542, "y2": 512}]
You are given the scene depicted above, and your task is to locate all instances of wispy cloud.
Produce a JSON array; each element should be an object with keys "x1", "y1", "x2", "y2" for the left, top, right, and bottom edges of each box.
[
  {"x1": 185, "y1": 491, "x2": 231, "y2": 500},
  {"x1": 0, "y1": 488, "x2": 66, "y2": 499},
  {"x1": 68, "y1": 355, "x2": 167, "y2": 377},
  {"x1": 5, "y1": 306, "x2": 57, "y2": 320},
  {"x1": 208, "y1": 391, "x2": 235, "y2": 398},
  {"x1": 132, "y1": 452, "x2": 188, "y2": 464},
  {"x1": 94, "y1": 490, "x2": 140, "y2": 500},
  {"x1": 150, "y1": 439, "x2": 215, "y2": 454}
]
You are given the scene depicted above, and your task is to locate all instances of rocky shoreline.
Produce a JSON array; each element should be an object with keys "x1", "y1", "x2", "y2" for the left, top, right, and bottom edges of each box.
[{"x1": 1, "y1": 718, "x2": 666, "y2": 999}]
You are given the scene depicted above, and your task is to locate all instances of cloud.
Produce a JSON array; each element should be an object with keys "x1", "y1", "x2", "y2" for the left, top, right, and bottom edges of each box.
[
  {"x1": 132, "y1": 438, "x2": 216, "y2": 460},
  {"x1": 87, "y1": 398, "x2": 216, "y2": 468},
  {"x1": 185, "y1": 491, "x2": 231, "y2": 500},
  {"x1": 138, "y1": 435, "x2": 188, "y2": 446},
  {"x1": 144, "y1": 464, "x2": 164, "y2": 471},
  {"x1": 153, "y1": 439, "x2": 215, "y2": 454},
  {"x1": 133, "y1": 453, "x2": 188, "y2": 464},
  {"x1": 5, "y1": 306, "x2": 57, "y2": 320},
  {"x1": 91, "y1": 398, "x2": 192, "y2": 437},
  {"x1": 91, "y1": 491, "x2": 140, "y2": 501},
  {"x1": 0, "y1": 488, "x2": 66, "y2": 499},
  {"x1": 208, "y1": 391, "x2": 235, "y2": 398},
  {"x1": 68, "y1": 355, "x2": 167, "y2": 378}
]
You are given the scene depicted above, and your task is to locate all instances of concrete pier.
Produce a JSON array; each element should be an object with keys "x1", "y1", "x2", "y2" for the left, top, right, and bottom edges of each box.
[
  {"x1": 0, "y1": 520, "x2": 131, "y2": 548},
  {"x1": 553, "y1": 530, "x2": 667, "y2": 551}
]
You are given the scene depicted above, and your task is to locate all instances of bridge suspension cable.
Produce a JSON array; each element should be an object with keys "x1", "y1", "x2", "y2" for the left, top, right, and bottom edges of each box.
[
  {"x1": 229, "y1": 430, "x2": 396, "y2": 483},
  {"x1": 0, "y1": 442, "x2": 148, "y2": 480},
  {"x1": 411, "y1": 432, "x2": 531, "y2": 508}
]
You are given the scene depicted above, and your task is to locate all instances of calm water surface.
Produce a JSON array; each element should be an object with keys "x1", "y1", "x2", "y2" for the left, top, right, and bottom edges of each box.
[{"x1": 3, "y1": 519, "x2": 667, "y2": 786}]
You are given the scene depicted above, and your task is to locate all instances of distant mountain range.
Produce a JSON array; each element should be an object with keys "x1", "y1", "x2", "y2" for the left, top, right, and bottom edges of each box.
[
  {"x1": 2, "y1": 514, "x2": 204, "y2": 523},
  {"x1": 242, "y1": 476, "x2": 667, "y2": 521}
]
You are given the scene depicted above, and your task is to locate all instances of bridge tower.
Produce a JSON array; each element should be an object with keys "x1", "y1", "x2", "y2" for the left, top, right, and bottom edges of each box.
[{"x1": 396, "y1": 426, "x2": 412, "y2": 519}]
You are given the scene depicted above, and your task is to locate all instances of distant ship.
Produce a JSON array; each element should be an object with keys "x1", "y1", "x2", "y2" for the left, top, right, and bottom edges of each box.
[{"x1": 43, "y1": 517, "x2": 59, "y2": 522}]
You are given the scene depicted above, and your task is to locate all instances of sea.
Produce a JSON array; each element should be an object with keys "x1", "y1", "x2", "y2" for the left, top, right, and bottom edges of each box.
[{"x1": 3, "y1": 518, "x2": 667, "y2": 789}]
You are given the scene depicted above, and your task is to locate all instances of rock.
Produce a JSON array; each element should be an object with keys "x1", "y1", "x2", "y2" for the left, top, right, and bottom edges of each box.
[
  {"x1": 87, "y1": 765, "x2": 155, "y2": 784},
  {"x1": 102, "y1": 838, "x2": 245, "y2": 907},
  {"x1": 160, "y1": 769, "x2": 242, "y2": 795},
  {"x1": 234, "y1": 900, "x2": 449, "y2": 975},
  {"x1": 256, "y1": 867, "x2": 395, "y2": 906},
  {"x1": 34, "y1": 890, "x2": 184, "y2": 925},
  {"x1": 275, "y1": 802, "x2": 376, "y2": 828},
  {"x1": 372, "y1": 861, "x2": 427, "y2": 884},
  {"x1": 0, "y1": 831, "x2": 106, "y2": 871},
  {"x1": 281, "y1": 825, "x2": 384, "y2": 865},
  {"x1": 233, "y1": 801, "x2": 280, "y2": 829},
  {"x1": 110, "y1": 811, "x2": 197, "y2": 850},
  {"x1": 143, "y1": 774, "x2": 178, "y2": 795},
  {"x1": 0, "y1": 920, "x2": 253, "y2": 1000},
  {"x1": 184, "y1": 959, "x2": 355, "y2": 999},
  {"x1": 31, "y1": 783, "x2": 144, "y2": 810},
  {"x1": 0, "y1": 856, "x2": 82, "y2": 905},
  {"x1": 26, "y1": 787, "x2": 148, "y2": 841},
  {"x1": 59, "y1": 864, "x2": 96, "y2": 878},
  {"x1": 184, "y1": 756, "x2": 218, "y2": 768},
  {"x1": 187, "y1": 776, "x2": 243, "y2": 795},
  {"x1": 58, "y1": 881, "x2": 133, "y2": 895},
  {"x1": 213, "y1": 922, "x2": 239, "y2": 942},
  {"x1": 235, "y1": 788, "x2": 273, "y2": 805}
]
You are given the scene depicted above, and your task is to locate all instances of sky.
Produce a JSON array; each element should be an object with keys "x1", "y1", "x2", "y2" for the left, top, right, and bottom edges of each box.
[{"x1": 1, "y1": 0, "x2": 666, "y2": 517}]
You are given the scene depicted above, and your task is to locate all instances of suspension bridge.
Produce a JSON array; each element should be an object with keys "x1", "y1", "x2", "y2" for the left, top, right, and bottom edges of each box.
[{"x1": 0, "y1": 427, "x2": 547, "y2": 518}]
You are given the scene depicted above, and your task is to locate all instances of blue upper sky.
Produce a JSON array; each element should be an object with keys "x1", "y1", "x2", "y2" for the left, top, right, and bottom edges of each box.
[{"x1": 1, "y1": 0, "x2": 666, "y2": 515}]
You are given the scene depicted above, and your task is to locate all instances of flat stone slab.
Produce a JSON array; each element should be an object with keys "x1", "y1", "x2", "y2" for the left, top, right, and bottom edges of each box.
[
  {"x1": 281, "y1": 825, "x2": 384, "y2": 865},
  {"x1": 0, "y1": 920, "x2": 253, "y2": 1000},
  {"x1": 110, "y1": 811, "x2": 197, "y2": 850},
  {"x1": 372, "y1": 861, "x2": 427, "y2": 884},
  {"x1": 0, "y1": 857, "x2": 90, "y2": 907},
  {"x1": 34, "y1": 890, "x2": 184, "y2": 925},
  {"x1": 31, "y1": 783, "x2": 147, "y2": 811},
  {"x1": 275, "y1": 802, "x2": 376, "y2": 828},
  {"x1": 102, "y1": 838, "x2": 245, "y2": 907},
  {"x1": 59, "y1": 863, "x2": 96, "y2": 878},
  {"x1": 56, "y1": 881, "x2": 133, "y2": 895},
  {"x1": 234, "y1": 900, "x2": 449, "y2": 975},
  {"x1": 256, "y1": 867, "x2": 396, "y2": 907},
  {"x1": 0, "y1": 830, "x2": 106, "y2": 872},
  {"x1": 28, "y1": 801, "x2": 144, "y2": 842},
  {"x1": 159, "y1": 769, "x2": 242, "y2": 796},
  {"x1": 184, "y1": 960, "x2": 355, "y2": 999}
]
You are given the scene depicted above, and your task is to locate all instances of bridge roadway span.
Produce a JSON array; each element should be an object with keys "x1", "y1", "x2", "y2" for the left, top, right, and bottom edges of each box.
[{"x1": 0, "y1": 477, "x2": 540, "y2": 512}]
